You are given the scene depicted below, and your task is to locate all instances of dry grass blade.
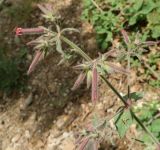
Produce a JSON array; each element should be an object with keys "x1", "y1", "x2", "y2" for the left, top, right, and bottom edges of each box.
[
  {"x1": 71, "y1": 72, "x2": 86, "y2": 91},
  {"x1": 92, "y1": 65, "x2": 98, "y2": 103},
  {"x1": 27, "y1": 50, "x2": 44, "y2": 75}
]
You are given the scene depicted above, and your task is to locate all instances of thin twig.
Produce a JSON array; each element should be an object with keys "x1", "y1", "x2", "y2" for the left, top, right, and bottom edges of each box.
[
  {"x1": 91, "y1": 0, "x2": 103, "y2": 13},
  {"x1": 131, "y1": 110, "x2": 159, "y2": 145}
]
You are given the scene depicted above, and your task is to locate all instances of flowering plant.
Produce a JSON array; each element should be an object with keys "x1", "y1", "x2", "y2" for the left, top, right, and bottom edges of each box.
[{"x1": 15, "y1": 4, "x2": 160, "y2": 150}]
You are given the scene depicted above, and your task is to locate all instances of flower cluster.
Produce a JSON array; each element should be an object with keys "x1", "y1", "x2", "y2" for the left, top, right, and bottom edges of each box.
[{"x1": 15, "y1": 27, "x2": 45, "y2": 74}]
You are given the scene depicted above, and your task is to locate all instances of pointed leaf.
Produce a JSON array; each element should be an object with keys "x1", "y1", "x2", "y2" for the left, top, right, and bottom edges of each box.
[
  {"x1": 115, "y1": 110, "x2": 133, "y2": 137},
  {"x1": 61, "y1": 28, "x2": 80, "y2": 33},
  {"x1": 87, "y1": 70, "x2": 92, "y2": 89},
  {"x1": 27, "y1": 50, "x2": 44, "y2": 75},
  {"x1": 71, "y1": 72, "x2": 86, "y2": 91},
  {"x1": 123, "y1": 92, "x2": 143, "y2": 101},
  {"x1": 56, "y1": 38, "x2": 64, "y2": 55}
]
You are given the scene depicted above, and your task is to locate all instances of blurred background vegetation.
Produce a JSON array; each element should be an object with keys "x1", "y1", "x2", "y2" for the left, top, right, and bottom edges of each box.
[
  {"x1": 82, "y1": 0, "x2": 160, "y2": 88},
  {"x1": 0, "y1": 0, "x2": 43, "y2": 94}
]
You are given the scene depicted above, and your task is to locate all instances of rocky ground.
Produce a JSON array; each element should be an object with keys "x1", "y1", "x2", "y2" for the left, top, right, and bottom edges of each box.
[{"x1": 0, "y1": 0, "x2": 160, "y2": 150}]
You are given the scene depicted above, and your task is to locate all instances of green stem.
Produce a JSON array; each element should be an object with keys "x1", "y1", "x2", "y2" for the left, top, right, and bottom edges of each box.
[
  {"x1": 127, "y1": 52, "x2": 131, "y2": 100},
  {"x1": 131, "y1": 110, "x2": 160, "y2": 145},
  {"x1": 100, "y1": 75, "x2": 127, "y2": 106},
  {"x1": 61, "y1": 36, "x2": 92, "y2": 62},
  {"x1": 102, "y1": 75, "x2": 159, "y2": 145}
]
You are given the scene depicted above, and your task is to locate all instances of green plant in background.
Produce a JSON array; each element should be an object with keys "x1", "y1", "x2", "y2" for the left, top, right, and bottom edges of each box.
[
  {"x1": 2, "y1": 0, "x2": 43, "y2": 24},
  {"x1": 146, "y1": 52, "x2": 160, "y2": 88},
  {"x1": 135, "y1": 51, "x2": 160, "y2": 88},
  {"x1": 0, "y1": 48, "x2": 27, "y2": 93},
  {"x1": 82, "y1": 0, "x2": 160, "y2": 50},
  {"x1": 113, "y1": 30, "x2": 160, "y2": 88},
  {"x1": 0, "y1": 54, "x2": 19, "y2": 92},
  {"x1": 134, "y1": 100, "x2": 160, "y2": 149}
]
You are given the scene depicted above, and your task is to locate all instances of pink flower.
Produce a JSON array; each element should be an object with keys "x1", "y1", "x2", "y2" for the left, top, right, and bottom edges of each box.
[
  {"x1": 15, "y1": 27, "x2": 44, "y2": 36},
  {"x1": 16, "y1": 28, "x2": 23, "y2": 36}
]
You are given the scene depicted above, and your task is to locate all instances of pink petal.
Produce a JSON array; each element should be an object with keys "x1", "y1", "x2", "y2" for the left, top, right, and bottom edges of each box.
[{"x1": 91, "y1": 65, "x2": 98, "y2": 103}]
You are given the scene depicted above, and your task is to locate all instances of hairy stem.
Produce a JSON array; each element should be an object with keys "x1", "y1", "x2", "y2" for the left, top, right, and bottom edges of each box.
[
  {"x1": 61, "y1": 35, "x2": 92, "y2": 61},
  {"x1": 131, "y1": 110, "x2": 160, "y2": 145},
  {"x1": 100, "y1": 75, "x2": 127, "y2": 106},
  {"x1": 127, "y1": 51, "x2": 131, "y2": 99}
]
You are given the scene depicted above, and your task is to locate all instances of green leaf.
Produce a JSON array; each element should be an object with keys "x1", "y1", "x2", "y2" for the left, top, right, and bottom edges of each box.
[
  {"x1": 56, "y1": 38, "x2": 64, "y2": 55},
  {"x1": 138, "y1": 108, "x2": 154, "y2": 121},
  {"x1": 123, "y1": 92, "x2": 143, "y2": 101},
  {"x1": 133, "y1": 0, "x2": 143, "y2": 11},
  {"x1": 96, "y1": 28, "x2": 107, "y2": 34},
  {"x1": 101, "y1": 64, "x2": 113, "y2": 74},
  {"x1": 151, "y1": 119, "x2": 160, "y2": 132},
  {"x1": 129, "y1": 0, "x2": 156, "y2": 25},
  {"x1": 147, "y1": 11, "x2": 160, "y2": 25},
  {"x1": 139, "y1": 0, "x2": 156, "y2": 15},
  {"x1": 151, "y1": 25, "x2": 160, "y2": 38},
  {"x1": 141, "y1": 133, "x2": 151, "y2": 143},
  {"x1": 129, "y1": 14, "x2": 139, "y2": 25},
  {"x1": 87, "y1": 70, "x2": 92, "y2": 89},
  {"x1": 115, "y1": 109, "x2": 133, "y2": 137},
  {"x1": 105, "y1": 31, "x2": 113, "y2": 42},
  {"x1": 92, "y1": 114, "x2": 101, "y2": 128}
]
